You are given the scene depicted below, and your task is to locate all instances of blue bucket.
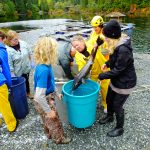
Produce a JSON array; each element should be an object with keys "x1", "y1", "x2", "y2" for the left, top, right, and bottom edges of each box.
[
  {"x1": 9, "y1": 77, "x2": 29, "y2": 119},
  {"x1": 62, "y1": 79, "x2": 100, "y2": 128}
]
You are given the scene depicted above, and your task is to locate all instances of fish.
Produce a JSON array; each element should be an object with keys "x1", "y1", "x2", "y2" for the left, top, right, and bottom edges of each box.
[{"x1": 72, "y1": 45, "x2": 99, "y2": 90}]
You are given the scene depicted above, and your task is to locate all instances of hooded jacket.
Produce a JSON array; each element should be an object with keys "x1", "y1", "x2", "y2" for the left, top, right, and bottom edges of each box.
[
  {"x1": 57, "y1": 38, "x2": 74, "y2": 79},
  {"x1": 99, "y1": 34, "x2": 137, "y2": 89},
  {"x1": 6, "y1": 40, "x2": 32, "y2": 76},
  {"x1": 75, "y1": 42, "x2": 107, "y2": 81},
  {"x1": 0, "y1": 42, "x2": 12, "y2": 88}
]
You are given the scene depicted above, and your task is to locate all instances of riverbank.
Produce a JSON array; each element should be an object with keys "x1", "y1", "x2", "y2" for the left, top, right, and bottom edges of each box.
[
  {"x1": 0, "y1": 52, "x2": 150, "y2": 150},
  {"x1": 0, "y1": 18, "x2": 150, "y2": 149}
]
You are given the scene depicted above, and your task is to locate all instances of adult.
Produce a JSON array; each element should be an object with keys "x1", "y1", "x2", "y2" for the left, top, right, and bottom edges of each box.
[
  {"x1": 89, "y1": 15, "x2": 110, "y2": 60},
  {"x1": 98, "y1": 20, "x2": 137, "y2": 137},
  {"x1": 71, "y1": 35, "x2": 110, "y2": 113},
  {"x1": 57, "y1": 38, "x2": 76, "y2": 79},
  {"x1": 5, "y1": 30, "x2": 33, "y2": 99}
]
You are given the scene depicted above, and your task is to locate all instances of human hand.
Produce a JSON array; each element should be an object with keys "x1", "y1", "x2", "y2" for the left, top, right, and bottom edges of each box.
[
  {"x1": 70, "y1": 47, "x2": 76, "y2": 58},
  {"x1": 98, "y1": 79, "x2": 101, "y2": 85},
  {"x1": 96, "y1": 36, "x2": 104, "y2": 46},
  {"x1": 58, "y1": 94, "x2": 63, "y2": 101},
  {"x1": 101, "y1": 64, "x2": 108, "y2": 72}
]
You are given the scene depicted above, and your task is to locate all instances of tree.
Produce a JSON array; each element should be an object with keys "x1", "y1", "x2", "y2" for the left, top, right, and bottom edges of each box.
[{"x1": 4, "y1": 0, "x2": 16, "y2": 16}]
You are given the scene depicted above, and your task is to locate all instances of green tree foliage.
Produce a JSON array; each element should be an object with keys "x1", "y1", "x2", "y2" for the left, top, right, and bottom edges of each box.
[
  {"x1": 1, "y1": 0, "x2": 150, "y2": 19},
  {"x1": 0, "y1": 3, "x2": 5, "y2": 16},
  {"x1": 4, "y1": 0, "x2": 16, "y2": 16}
]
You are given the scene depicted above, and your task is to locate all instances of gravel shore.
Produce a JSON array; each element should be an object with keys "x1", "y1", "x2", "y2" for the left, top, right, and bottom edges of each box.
[
  {"x1": 0, "y1": 19, "x2": 150, "y2": 150},
  {"x1": 0, "y1": 52, "x2": 150, "y2": 150}
]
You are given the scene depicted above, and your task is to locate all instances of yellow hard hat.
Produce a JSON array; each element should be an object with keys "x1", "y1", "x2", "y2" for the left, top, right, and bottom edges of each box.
[{"x1": 91, "y1": 16, "x2": 104, "y2": 27}]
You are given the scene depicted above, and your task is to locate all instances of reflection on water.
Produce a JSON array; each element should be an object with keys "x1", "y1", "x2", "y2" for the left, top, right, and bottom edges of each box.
[
  {"x1": 1, "y1": 25, "x2": 38, "y2": 32},
  {"x1": 125, "y1": 17, "x2": 150, "y2": 53},
  {"x1": 69, "y1": 87, "x2": 95, "y2": 96}
]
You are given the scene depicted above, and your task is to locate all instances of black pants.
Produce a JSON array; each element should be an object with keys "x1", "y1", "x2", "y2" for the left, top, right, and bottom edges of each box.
[
  {"x1": 106, "y1": 86, "x2": 129, "y2": 115},
  {"x1": 21, "y1": 73, "x2": 30, "y2": 94}
]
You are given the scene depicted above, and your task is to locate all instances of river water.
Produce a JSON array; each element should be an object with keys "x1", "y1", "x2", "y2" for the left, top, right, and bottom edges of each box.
[
  {"x1": 125, "y1": 17, "x2": 150, "y2": 53},
  {"x1": 0, "y1": 16, "x2": 150, "y2": 53}
]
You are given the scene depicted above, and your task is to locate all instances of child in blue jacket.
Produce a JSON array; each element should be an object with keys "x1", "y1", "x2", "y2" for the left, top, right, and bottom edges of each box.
[
  {"x1": 33, "y1": 37, "x2": 71, "y2": 144},
  {"x1": 0, "y1": 31, "x2": 17, "y2": 132}
]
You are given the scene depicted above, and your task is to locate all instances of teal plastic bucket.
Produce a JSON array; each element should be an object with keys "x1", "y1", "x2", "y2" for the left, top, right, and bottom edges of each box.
[{"x1": 62, "y1": 79, "x2": 100, "y2": 128}]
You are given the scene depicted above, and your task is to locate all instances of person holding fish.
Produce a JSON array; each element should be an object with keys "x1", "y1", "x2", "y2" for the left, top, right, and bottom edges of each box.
[
  {"x1": 98, "y1": 20, "x2": 137, "y2": 137},
  {"x1": 88, "y1": 15, "x2": 110, "y2": 61},
  {"x1": 71, "y1": 35, "x2": 110, "y2": 113}
]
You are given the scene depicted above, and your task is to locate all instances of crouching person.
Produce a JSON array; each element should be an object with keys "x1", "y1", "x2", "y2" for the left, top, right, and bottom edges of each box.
[{"x1": 33, "y1": 37, "x2": 71, "y2": 144}]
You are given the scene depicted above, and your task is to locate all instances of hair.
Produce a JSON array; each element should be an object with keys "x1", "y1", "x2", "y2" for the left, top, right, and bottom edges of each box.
[
  {"x1": 99, "y1": 24, "x2": 104, "y2": 28},
  {"x1": 106, "y1": 38, "x2": 120, "y2": 54},
  {"x1": 105, "y1": 33, "x2": 127, "y2": 54},
  {"x1": 5, "y1": 30, "x2": 19, "y2": 45},
  {"x1": 0, "y1": 30, "x2": 7, "y2": 40},
  {"x1": 71, "y1": 35, "x2": 85, "y2": 44},
  {"x1": 34, "y1": 37, "x2": 58, "y2": 65}
]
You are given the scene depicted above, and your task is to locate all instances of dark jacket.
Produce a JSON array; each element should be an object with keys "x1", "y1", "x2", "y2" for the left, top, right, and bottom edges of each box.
[
  {"x1": 57, "y1": 38, "x2": 74, "y2": 79},
  {"x1": 99, "y1": 35, "x2": 137, "y2": 89}
]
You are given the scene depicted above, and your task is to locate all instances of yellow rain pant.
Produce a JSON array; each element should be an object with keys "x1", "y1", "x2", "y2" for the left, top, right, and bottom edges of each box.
[
  {"x1": 92, "y1": 77, "x2": 110, "y2": 110},
  {"x1": 100, "y1": 79, "x2": 110, "y2": 110},
  {"x1": 0, "y1": 84, "x2": 17, "y2": 132}
]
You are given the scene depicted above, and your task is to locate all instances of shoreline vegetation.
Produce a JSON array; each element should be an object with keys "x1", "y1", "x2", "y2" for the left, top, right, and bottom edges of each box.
[{"x1": 0, "y1": 0, "x2": 150, "y2": 22}]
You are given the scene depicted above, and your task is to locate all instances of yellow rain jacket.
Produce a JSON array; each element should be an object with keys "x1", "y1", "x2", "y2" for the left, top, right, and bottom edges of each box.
[
  {"x1": 88, "y1": 31, "x2": 109, "y2": 60},
  {"x1": 75, "y1": 42, "x2": 110, "y2": 109}
]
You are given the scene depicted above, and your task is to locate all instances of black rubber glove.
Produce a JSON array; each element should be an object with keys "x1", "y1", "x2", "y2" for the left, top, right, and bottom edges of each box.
[
  {"x1": 96, "y1": 36, "x2": 104, "y2": 46},
  {"x1": 81, "y1": 46, "x2": 90, "y2": 57}
]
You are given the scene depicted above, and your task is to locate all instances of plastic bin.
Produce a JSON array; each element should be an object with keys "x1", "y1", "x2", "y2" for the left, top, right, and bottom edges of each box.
[
  {"x1": 9, "y1": 77, "x2": 29, "y2": 119},
  {"x1": 62, "y1": 79, "x2": 100, "y2": 128}
]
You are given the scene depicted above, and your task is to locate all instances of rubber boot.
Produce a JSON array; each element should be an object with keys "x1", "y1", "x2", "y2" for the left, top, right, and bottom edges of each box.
[
  {"x1": 107, "y1": 110, "x2": 124, "y2": 137},
  {"x1": 99, "y1": 113, "x2": 114, "y2": 124}
]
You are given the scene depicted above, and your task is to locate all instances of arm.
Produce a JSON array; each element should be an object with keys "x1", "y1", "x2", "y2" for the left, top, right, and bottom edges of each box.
[
  {"x1": 34, "y1": 87, "x2": 51, "y2": 113},
  {"x1": 99, "y1": 47, "x2": 130, "y2": 80},
  {"x1": 105, "y1": 59, "x2": 110, "y2": 68},
  {"x1": 1, "y1": 49, "x2": 12, "y2": 87},
  {"x1": 59, "y1": 58, "x2": 74, "y2": 79},
  {"x1": 34, "y1": 68, "x2": 52, "y2": 113},
  {"x1": 75, "y1": 52, "x2": 87, "y2": 71},
  {"x1": 7, "y1": 47, "x2": 15, "y2": 75}
]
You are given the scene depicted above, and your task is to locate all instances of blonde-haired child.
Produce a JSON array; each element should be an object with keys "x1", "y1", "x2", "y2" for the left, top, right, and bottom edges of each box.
[{"x1": 33, "y1": 37, "x2": 71, "y2": 144}]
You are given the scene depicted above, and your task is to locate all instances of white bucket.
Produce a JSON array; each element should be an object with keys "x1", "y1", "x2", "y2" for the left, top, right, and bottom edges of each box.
[{"x1": 55, "y1": 79, "x2": 68, "y2": 124}]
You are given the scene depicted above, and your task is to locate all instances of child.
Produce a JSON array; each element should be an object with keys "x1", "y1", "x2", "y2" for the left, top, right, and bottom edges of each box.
[
  {"x1": 0, "y1": 30, "x2": 18, "y2": 132},
  {"x1": 98, "y1": 20, "x2": 137, "y2": 137},
  {"x1": 33, "y1": 37, "x2": 71, "y2": 144}
]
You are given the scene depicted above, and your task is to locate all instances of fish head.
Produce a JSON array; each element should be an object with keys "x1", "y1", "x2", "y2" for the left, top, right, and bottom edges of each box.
[{"x1": 72, "y1": 76, "x2": 82, "y2": 90}]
